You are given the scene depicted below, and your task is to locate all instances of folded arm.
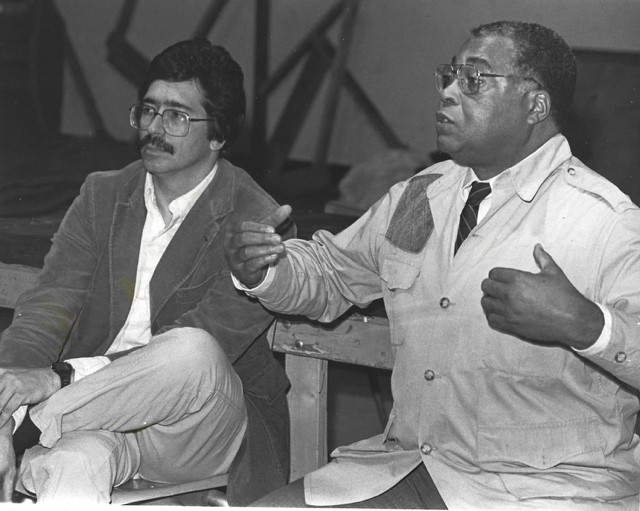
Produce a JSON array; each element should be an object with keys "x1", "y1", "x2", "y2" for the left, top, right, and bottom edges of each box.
[{"x1": 481, "y1": 209, "x2": 640, "y2": 391}]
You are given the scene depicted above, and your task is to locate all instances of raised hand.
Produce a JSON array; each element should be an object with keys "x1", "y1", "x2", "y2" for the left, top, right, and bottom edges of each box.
[
  {"x1": 224, "y1": 205, "x2": 293, "y2": 288},
  {"x1": 480, "y1": 243, "x2": 604, "y2": 350}
]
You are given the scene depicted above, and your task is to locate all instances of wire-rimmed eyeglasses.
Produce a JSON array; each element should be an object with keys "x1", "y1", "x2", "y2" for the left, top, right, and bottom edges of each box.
[
  {"x1": 434, "y1": 64, "x2": 539, "y2": 95},
  {"x1": 129, "y1": 104, "x2": 214, "y2": 137}
]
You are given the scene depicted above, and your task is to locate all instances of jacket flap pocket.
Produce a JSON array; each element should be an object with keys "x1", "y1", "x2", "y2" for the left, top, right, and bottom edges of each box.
[
  {"x1": 380, "y1": 259, "x2": 421, "y2": 290},
  {"x1": 477, "y1": 417, "x2": 604, "y2": 470}
]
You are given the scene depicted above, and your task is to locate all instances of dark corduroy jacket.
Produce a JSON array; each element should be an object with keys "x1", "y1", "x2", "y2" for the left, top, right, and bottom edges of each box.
[{"x1": 0, "y1": 158, "x2": 292, "y2": 505}]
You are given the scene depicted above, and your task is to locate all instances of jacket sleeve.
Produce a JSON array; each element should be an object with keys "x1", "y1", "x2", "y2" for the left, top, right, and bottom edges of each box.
[
  {"x1": 0, "y1": 176, "x2": 100, "y2": 367},
  {"x1": 580, "y1": 206, "x2": 640, "y2": 390}
]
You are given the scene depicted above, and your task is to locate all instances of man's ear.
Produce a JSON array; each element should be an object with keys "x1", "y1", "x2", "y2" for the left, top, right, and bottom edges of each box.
[
  {"x1": 526, "y1": 90, "x2": 551, "y2": 125},
  {"x1": 210, "y1": 139, "x2": 225, "y2": 152}
]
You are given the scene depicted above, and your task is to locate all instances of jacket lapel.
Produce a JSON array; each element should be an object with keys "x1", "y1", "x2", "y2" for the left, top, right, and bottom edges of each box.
[
  {"x1": 148, "y1": 159, "x2": 235, "y2": 322},
  {"x1": 109, "y1": 167, "x2": 147, "y2": 339}
]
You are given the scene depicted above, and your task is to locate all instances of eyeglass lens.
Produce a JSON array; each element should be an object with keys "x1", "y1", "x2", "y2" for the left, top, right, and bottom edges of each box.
[
  {"x1": 435, "y1": 65, "x2": 480, "y2": 94},
  {"x1": 130, "y1": 105, "x2": 190, "y2": 136}
]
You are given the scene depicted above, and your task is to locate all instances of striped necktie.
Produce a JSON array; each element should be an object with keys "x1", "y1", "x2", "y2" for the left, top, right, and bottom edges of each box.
[{"x1": 455, "y1": 181, "x2": 491, "y2": 255}]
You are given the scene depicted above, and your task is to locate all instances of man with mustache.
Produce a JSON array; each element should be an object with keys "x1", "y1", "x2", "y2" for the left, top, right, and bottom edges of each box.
[
  {"x1": 0, "y1": 39, "x2": 292, "y2": 504},
  {"x1": 225, "y1": 21, "x2": 640, "y2": 509}
]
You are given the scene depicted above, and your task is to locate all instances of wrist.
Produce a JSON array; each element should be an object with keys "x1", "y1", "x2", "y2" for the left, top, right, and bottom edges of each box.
[
  {"x1": 51, "y1": 362, "x2": 74, "y2": 389},
  {"x1": 233, "y1": 269, "x2": 267, "y2": 291},
  {"x1": 247, "y1": 270, "x2": 268, "y2": 289},
  {"x1": 569, "y1": 299, "x2": 604, "y2": 350}
]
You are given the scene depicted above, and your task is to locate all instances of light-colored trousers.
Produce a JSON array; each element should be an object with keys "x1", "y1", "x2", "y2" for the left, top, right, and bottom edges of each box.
[{"x1": 16, "y1": 327, "x2": 247, "y2": 503}]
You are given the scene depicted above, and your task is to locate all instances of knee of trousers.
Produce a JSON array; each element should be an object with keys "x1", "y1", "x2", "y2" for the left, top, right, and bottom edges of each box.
[
  {"x1": 149, "y1": 327, "x2": 240, "y2": 395},
  {"x1": 19, "y1": 431, "x2": 136, "y2": 501}
]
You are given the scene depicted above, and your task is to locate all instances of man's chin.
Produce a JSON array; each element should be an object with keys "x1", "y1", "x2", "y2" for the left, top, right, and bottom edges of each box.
[
  {"x1": 435, "y1": 136, "x2": 457, "y2": 157},
  {"x1": 141, "y1": 154, "x2": 171, "y2": 175}
]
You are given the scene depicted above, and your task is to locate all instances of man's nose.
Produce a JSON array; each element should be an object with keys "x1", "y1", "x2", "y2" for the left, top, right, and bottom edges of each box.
[
  {"x1": 439, "y1": 79, "x2": 460, "y2": 104},
  {"x1": 147, "y1": 113, "x2": 166, "y2": 135}
]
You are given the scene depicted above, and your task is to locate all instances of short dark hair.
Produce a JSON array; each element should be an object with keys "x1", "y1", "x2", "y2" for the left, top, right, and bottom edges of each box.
[
  {"x1": 471, "y1": 21, "x2": 576, "y2": 129},
  {"x1": 139, "y1": 39, "x2": 246, "y2": 151}
]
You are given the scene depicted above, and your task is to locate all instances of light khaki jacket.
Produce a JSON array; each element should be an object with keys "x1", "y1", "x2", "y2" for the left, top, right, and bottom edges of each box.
[{"x1": 256, "y1": 135, "x2": 640, "y2": 510}]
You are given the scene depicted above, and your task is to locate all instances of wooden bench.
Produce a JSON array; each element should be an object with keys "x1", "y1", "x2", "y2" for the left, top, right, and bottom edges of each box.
[
  {"x1": 270, "y1": 312, "x2": 393, "y2": 481},
  {"x1": 0, "y1": 262, "x2": 393, "y2": 501}
]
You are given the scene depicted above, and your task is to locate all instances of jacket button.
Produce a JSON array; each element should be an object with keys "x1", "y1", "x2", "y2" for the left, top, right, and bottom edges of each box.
[
  {"x1": 420, "y1": 443, "x2": 433, "y2": 455},
  {"x1": 567, "y1": 167, "x2": 576, "y2": 176},
  {"x1": 614, "y1": 351, "x2": 627, "y2": 363},
  {"x1": 439, "y1": 297, "x2": 450, "y2": 308},
  {"x1": 424, "y1": 369, "x2": 435, "y2": 381}
]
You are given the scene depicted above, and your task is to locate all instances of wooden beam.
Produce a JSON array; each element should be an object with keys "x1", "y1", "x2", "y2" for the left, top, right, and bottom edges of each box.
[
  {"x1": 285, "y1": 355, "x2": 328, "y2": 482},
  {"x1": 252, "y1": 0, "x2": 270, "y2": 181},
  {"x1": 265, "y1": 45, "x2": 330, "y2": 181},
  {"x1": 111, "y1": 0, "x2": 139, "y2": 34},
  {"x1": 272, "y1": 314, "x2": 393, "y2": 370},
  {"x1": 258, "y1": 1, "x2": 345, "y2": 98},
  {"x1": 313, "y1": 0, "x2": 359, "y2": 182},
  {"x1": 105, "y1": 0, "x2": 148, "y2": 88},
  {"x1": 312, "y1": 37, "x2": 406, "y2": 149},
  {"x1": 105, "y1": 34, "x2": 148, "y2": 89},
  {"x1": 65, "y1": 37, "x2": 111, "y2": 137},
  {"x1": 192, "y1": 0, "x2": 230, "y2": 38}
]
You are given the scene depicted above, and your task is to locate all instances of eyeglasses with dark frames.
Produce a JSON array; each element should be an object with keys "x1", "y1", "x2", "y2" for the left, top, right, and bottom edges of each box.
[{"x1": 129, "y1": 104, "x2": 214, "y2": 137}]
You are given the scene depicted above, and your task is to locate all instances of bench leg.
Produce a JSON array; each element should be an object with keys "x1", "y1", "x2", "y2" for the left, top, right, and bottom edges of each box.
[{"x1": 285, "y1": 355, "x2": 328, "y2": 482}]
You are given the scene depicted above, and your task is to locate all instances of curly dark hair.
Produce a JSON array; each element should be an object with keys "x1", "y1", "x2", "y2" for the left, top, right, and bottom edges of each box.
[
  {"x1": 139, "y1": 38, "x2": 246, "y2": 152},
  {"x1": 471, "y1": 21, "x2": 576, "y2": 129}
]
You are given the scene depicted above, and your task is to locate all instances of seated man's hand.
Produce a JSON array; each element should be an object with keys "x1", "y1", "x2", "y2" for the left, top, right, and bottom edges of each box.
[
  {"x1": 0, "y1": 368, "x2": 59, "y2": 428},
  {"x1": 224, "y1": 205, "x2": 292, "y2": 288},
  {"x1": 0, "y1": 418, "x2": 16, "y2": 502},
  {"x1": 480, "y1": 243, "x2": 604, "y2": 350}
]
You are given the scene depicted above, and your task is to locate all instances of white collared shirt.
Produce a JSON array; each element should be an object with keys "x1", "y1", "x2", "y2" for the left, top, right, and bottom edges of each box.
[{"x1": 106, "y1": 165, "x2": 217, "y2": 354}]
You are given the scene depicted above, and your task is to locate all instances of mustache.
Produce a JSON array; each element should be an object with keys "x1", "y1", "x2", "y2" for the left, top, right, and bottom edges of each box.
[{"x1": 137, "y1": 134, "x2": 175, "y2": 155}]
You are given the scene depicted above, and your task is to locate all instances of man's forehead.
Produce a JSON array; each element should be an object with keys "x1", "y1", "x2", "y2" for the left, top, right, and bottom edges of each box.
[
  {"x1": 144, "y1": 79, "x2": 204, "y2": 111},
  {"x1": 452, "y1": 36, "x2": 514, "y2": 70}
]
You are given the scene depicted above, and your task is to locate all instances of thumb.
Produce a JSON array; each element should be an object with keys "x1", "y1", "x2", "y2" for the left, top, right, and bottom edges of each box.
[
  {"x1": 261, "y1": 205, "x2": 292, "y2": 231},
  {"x1": 533, "y1": 243, "x2": 559, "y2": 273}
]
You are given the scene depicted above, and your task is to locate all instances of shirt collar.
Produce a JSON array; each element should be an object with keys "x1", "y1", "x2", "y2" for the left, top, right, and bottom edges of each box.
[
  {"x1": 461, "y1": 170, "x2": 499, "y2": 198},
  {"x1": 459, "y1": 134, "x2": 572, "y2": 202},
  {"x1": 144, "y1": 162, "x2": 218, "y2": 224},
  {"x1": 495, "y1": 134, "x2": 571, "y2": 201}
]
